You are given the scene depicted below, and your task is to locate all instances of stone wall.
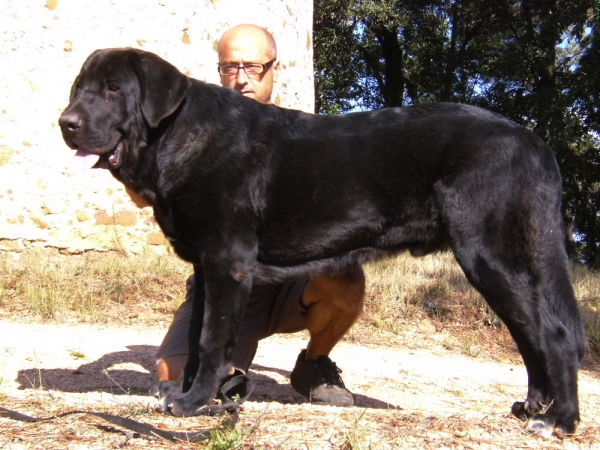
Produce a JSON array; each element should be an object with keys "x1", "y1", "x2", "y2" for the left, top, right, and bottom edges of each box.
[{"x1": 0, "y1": 0, "x2": 314, "y2": 254}]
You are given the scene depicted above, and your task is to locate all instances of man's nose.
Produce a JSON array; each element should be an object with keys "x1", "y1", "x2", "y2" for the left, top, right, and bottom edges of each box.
[{"x1": 235, "y1": 68, "x2": 249, "y2": 84}]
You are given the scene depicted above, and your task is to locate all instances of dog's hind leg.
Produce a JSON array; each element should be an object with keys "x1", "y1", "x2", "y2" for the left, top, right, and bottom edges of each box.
[
  {"x1": 522, "y1": 225, "x2": 585, "y2": 436},
  {"x1": 450, "y1": 220, "x2": 583, "y2": 437}
]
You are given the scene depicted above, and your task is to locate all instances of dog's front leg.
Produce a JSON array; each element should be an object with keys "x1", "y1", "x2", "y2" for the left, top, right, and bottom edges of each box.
[
  {"x1": 162, "y1": 242, "x2": 255, "y2": 416},
  {"x1": 182, "y1": 265, "x2": 205, "y2": 392}
]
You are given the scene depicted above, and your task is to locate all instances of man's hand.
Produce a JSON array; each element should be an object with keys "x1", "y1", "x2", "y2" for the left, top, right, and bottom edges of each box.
[{"x1": 125, "y1": 185, "x2": 150, "y2": 208}]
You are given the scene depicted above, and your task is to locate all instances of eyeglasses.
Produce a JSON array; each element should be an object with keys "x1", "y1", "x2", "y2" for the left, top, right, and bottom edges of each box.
[{"x1": 218, "y1": 59, "x2": 276, "y2": 77}]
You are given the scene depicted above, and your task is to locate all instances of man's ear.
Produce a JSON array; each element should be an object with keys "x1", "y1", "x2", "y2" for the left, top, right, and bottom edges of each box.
[
  {"x1": 272, "y1": 59, "x2": 281, "y2": 83},
  {"x1": 131, "y1": 51, "x2": 191, "y2": 128}
]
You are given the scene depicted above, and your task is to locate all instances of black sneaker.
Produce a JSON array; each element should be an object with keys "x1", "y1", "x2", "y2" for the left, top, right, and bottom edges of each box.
[{"x1": 290, "y1": 349, "x2": 354, "y2": 407}]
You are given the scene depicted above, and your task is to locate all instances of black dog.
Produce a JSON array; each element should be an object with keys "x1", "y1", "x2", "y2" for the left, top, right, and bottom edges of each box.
[{"x1": 59, "y1": 48, "x2": 585, "y2": 436}]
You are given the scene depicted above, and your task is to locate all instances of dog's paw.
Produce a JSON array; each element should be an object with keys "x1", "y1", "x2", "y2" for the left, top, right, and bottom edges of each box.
[
  {"x1": 511, "y1": 398, "x2": 545, "y2": 422},
  {"x1": 525, "y1": 413, "x2": 579, "y2": 439},
  {"x1": 170, "y1": 393, "x2": 212, "y2": 417},
  {"x1": 526, "y1": 414, "x2": 556, "y2": 438},
  {"x1": 156, "y1": 379, "x2": 213, "y2": 417},
  {"x1": 553, "y1": 418, "x2": 579, "y2": 439},
  {"x1": 156, "y1": 380, "x2": 184, "y2": 414},
  {"x1": 511, "y1": 401, "x2": 529, "y2": 422}
]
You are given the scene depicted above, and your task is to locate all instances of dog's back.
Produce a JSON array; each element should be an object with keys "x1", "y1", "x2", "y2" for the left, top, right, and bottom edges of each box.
[{"x1": 255, "y1": 106, "x2": 553, "y2": 270}]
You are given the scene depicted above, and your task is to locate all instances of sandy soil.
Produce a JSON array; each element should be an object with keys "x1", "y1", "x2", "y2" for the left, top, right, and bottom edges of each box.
[{"x1": 1, "y1": 319, "x2": 599, "y2": 449}]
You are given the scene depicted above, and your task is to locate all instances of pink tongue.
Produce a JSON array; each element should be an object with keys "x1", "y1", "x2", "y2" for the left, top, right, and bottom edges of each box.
[{"x1": 73, "y1": 150, "x2": 100, "y2": 170}]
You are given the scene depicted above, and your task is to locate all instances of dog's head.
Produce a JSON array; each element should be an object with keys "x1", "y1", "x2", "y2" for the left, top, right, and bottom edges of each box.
[{"x1": 58, "y1": 48, "x2": 191, "y2": 171}]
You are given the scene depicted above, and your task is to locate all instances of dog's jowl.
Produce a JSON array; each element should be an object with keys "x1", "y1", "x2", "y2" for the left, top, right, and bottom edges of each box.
[{"x1": 59, "y1": 48, "x2": 585, "y2": 437}]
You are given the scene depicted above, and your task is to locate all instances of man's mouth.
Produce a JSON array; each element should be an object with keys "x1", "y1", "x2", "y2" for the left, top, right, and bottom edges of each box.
[{"x1": 73, "y1": 140, "x2": 124, "y2": 170}]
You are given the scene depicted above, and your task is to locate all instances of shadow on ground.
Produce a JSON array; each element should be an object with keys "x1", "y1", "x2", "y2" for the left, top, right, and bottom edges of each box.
[
  {"x1": 16, "y1": 346, "x2": 399, "y2": 410},
  {"x1": 17, "y1": 345, "x2": 158, "y2": 396}
]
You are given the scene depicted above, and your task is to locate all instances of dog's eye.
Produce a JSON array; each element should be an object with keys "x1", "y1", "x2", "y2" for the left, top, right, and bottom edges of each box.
[{"x1": 107, "y1": 83, "x2": 120, "y2": 92}]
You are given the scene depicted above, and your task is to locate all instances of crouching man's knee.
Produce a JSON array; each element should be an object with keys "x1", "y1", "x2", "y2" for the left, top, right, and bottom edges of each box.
[{"x1": 302, "y1": 266, "x2": 365, "y2": 315}]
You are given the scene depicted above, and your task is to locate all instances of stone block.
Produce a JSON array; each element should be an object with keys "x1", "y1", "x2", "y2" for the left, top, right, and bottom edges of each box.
[{"x1": 0, "y1": 0, "x2": 313, "y2": 255}]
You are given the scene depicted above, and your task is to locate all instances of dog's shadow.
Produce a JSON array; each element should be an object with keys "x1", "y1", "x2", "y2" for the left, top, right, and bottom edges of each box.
[
  {"x1": 17, "y1": 345, "x2": 158, "y2": 396},
  {"x1": 16, "y1": 346, "x2": 400, "y2": 410}
]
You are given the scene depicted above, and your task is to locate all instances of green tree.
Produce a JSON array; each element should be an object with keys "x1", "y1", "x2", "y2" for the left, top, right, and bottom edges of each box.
[
  {"x1": 314, "y1": 0, "x2": 599, "y2": 265},
  {"x1": 564, "y1": 27, "x2": 600, "y2": 265}
]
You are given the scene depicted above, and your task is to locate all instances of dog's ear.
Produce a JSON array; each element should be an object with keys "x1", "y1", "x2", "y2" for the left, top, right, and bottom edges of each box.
[{"x1": 131, "y1": 51, "x2": 191, "y2": 128}]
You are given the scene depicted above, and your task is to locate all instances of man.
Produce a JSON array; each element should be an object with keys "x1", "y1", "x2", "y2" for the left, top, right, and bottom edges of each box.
[{"x1": 153, "y1": 24, "x2": 365, "y2": 407}]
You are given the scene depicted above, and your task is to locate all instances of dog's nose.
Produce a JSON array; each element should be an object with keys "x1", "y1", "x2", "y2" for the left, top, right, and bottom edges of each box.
[{"x1": 58, "y1": 112, "x2": 82, "y2": 132}]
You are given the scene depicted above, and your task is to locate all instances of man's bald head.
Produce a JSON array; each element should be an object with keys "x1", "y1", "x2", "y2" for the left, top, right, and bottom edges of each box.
[
  {"x1": 217, "y1": 24, "x2": 280, "y2": 104},
  {"x1": 218, "y1": 24, "x2": 277, "y2": 61}
]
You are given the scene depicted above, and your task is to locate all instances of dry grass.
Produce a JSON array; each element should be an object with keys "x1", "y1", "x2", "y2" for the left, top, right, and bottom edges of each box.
[
  {"x1": 361, "y1": 251, "x2": 600, "y2": 363},
  {"x1": 571, "y1": 263, "x2": 600, "y2": 354},
  {"x1": 0, "y1": 248, "x2": 189, "y2": 325},
  {"x1": 1, "y1": 248, "x2": 600, "y2": 362},
  {"x1": 0, "y1": 395, "x2": 236, "y2": 449},
  {"x1": 363, "y1": 251, "x2": 497, "y2": 330},
  {"x1": 2, "y1": 248, "x2": 600, "y2": 448}
]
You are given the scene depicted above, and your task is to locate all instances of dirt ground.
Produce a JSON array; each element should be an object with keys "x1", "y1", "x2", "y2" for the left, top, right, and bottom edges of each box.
[{"x1": 1, "y1": 319, "x2": 600, "y2": 449}]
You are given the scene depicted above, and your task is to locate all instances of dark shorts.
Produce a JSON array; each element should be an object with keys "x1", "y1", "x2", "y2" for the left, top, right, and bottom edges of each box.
[{"x1": 156, "y1": 275, "x2": 309, "y2": 371}]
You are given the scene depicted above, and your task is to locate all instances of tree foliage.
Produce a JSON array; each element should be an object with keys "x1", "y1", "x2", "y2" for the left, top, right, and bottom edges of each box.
[{"x1": 314, "y1": 0, "x2": 600, "y2": 266}]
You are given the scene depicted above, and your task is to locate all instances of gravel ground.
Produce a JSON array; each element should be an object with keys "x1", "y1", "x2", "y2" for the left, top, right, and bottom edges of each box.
[{"x1": 1, "y1": 319, "x2": 599, "y2": 449}]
